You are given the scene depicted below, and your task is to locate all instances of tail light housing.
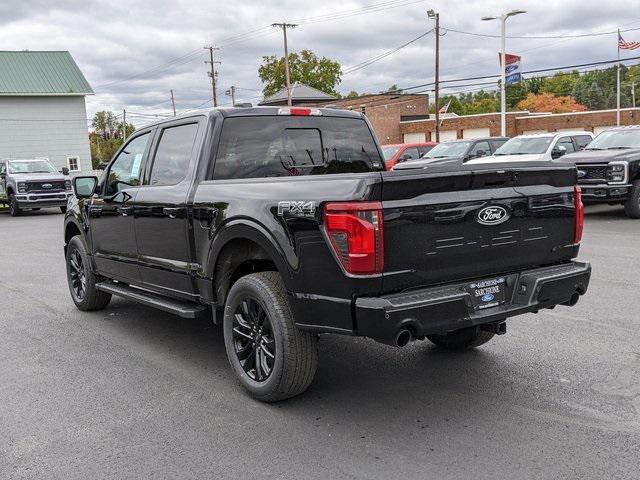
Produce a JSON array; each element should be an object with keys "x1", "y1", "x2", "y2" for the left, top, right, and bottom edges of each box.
[
  {"x1": 574, "y1": 185, "x2": 584, "y2": 243},
  {"x1": 324, "y1": 202, "x2": 384, "y2": 275}
]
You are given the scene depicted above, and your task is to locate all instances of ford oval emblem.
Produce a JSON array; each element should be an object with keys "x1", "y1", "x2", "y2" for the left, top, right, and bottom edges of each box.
[
  {"x1": 477, "y1": 206, "x2": 510, "y2": 225},
  {"x1": 577, "y1": 170, "x2": 587, "y2": 178},
  {"x1": 481, "y1": 293, "x2": 495, "y2": 302},
  {"x1": 42, "y1": 183, "x2": 52, "y2": 189}
]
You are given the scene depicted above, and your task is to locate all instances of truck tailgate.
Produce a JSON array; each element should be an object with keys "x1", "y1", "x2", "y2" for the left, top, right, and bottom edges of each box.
[{"x1": 381, "y1": 163, "x2": 578, "y2": 292}]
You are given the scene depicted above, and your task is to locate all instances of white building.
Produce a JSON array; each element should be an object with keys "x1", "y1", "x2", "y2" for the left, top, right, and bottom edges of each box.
[{"x1": 0, "y1": 51, "x2": 93, "y2": 174}]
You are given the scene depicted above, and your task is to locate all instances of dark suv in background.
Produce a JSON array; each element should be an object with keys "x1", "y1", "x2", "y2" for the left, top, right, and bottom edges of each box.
[
  {"x1": 563, "y1": 126, "x2": 640, "y2": 218},
  {"x1": 392, "y1": 137, "x2": 509, "y2": 170}
]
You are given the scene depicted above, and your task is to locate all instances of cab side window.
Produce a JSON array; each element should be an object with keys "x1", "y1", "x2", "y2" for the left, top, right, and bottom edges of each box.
[
  {"x1": 557, "y1": 137, "x2": 576, "y2": 154},
  {"x1": 106, "y1": 133, "x2": 150, "y2": 196},
  {"x1": 0, "y1": 163, "x2": 5, "y2": 175},
  {"x1": 574, "y1": 135, "x2": 593, "y2": 150},
  {"x1": 400, "y1": 147, "x2": 420, "y2": 161},
  {"x1": 468, "y1": 141, "x2": 491, "y2": 158},
  {"x1": 149, "y1": 123, "x2": 199, "y2": 186}
]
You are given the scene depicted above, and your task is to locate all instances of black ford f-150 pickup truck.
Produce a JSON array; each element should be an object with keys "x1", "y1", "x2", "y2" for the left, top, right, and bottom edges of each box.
[
  {"x1": 64, "y1": 106, "x2": 591, "y2": 402},
  {"x1": 563, "y1": 125, "x2": 640, "y2": 218}
]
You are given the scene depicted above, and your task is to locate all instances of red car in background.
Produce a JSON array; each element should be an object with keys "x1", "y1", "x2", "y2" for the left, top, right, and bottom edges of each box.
[{"x1": 381, "y1": 142, "x2": 437, "y2": 170}]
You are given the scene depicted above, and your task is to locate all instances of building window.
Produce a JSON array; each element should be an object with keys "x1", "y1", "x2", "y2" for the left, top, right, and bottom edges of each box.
[{"x1": 67, "y1": 156, "x2": 80, "y2": 172}]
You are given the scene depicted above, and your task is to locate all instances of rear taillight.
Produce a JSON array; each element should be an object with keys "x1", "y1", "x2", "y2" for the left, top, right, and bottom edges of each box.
[
  {"x1": 574, "y1": 185, "x2": 584, "y2": 243},
  {"x1": 324, "y1": 202, "x2": 384, "y2": 275}
]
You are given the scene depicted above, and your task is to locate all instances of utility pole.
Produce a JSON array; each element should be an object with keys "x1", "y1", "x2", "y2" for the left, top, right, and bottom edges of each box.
[
  {"x1": 204, "y1": 46, "x2": 221, "y2": 107},
  {"x1": 170, "y1": 89, "x2": 176, "y2": 116},
  {"x1": 632, "y1": 81, "x2": 636, "y2": 108},
  {"x1": 272, "y1": 22, "x2": 298, "y2": 106},
  {"x1": 617, "y1": 29, "x2": 621, "y2": 126},
  {"x1": 226, "y1": 86, "x2": 236, "y2": 106},
  {"x1": 428, "y1": 10, "x2": 440, "y2": 142},
  {"x1": 122, "y1": 109, "x2": 126, "y2": 140}
]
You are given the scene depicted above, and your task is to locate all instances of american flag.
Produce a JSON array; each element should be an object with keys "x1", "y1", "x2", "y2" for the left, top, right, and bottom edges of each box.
[{"x1": 619, "y1": 31, "x2": 640, "y2": 50}]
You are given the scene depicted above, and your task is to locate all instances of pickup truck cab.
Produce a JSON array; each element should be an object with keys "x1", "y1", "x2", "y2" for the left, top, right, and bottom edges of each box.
[
  {"x1": 0, "y1": 158, "x2": 71, "y2": 216},
  {"x1": 64, "y1": 106, "x2": 591, "y2": 402},
  {"x1": 468, "y1": 131, "x2": 594, "y2": 164},
  {"x1": 392, "y1": 137, "x2": 509, "y2": 170},
  {"x1": 562, "y1": 126, "x2": 640, "y2": 218}
]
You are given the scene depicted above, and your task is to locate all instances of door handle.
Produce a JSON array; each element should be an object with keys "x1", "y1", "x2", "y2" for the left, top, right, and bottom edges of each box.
[
  {"x1": 88, "y1": 206, "x2": 102, "y2": 217},
  {"x1": 117, "y1": 205, "x2": 134, "y2": 216},
  {"x1": 162, "y1": 207, "x2": 180, "y2": 219}
]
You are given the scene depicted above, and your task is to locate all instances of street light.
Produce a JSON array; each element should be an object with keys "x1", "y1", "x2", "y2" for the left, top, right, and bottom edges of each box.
[
  {"x1": 427, "y1": 9, "x2": 440, "y2": 141},
  {"x1": 481, "y1": 9, "x2": 526, "y2": 136}
]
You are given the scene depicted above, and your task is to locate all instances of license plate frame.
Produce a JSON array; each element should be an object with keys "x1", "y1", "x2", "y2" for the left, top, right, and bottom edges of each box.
[{"x1": 466, "y1": 277, "x2": 506, "y2": 310}]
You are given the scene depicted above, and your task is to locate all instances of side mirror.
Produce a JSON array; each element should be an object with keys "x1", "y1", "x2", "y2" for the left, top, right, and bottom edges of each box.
[
  {"x1": 60, "y1": 167, "x2": 70, "y2": 176},
  {"x1": 551, "y1": 145, "x2": 567, "y2": 159},
  {"x1": 73, "y1": 176, "x2": 98, "y2": 198},
  {"x1": 0, "y1": 172, "x2": 5, "y2": 180}
]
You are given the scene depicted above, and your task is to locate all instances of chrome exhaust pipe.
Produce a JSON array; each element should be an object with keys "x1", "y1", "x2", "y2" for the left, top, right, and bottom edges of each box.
[{"x1": 395, "y1": 329, "x2": 412, "y2": 347}]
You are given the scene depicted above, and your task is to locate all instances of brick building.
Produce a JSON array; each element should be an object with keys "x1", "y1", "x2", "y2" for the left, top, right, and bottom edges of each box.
[
  {"x1": 398, "y1": 107, "x2": 640, "y2": 142},
  {"x1": 317, "y1": 94, "x2": 430, "y2": 144}
]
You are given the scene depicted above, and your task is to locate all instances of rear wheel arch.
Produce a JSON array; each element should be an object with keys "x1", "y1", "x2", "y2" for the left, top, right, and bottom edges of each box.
[{"x1": 211, "y1": 229, "x2": 291, "y2": 307}]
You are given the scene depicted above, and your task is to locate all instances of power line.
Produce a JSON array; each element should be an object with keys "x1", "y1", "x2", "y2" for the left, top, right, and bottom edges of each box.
[
  {"x1": 442, "y1": 25, "x2": 640, "y2": 40},
  {"x1": 342, "y1": 29, "x2": 433, "y2": 75},
  {"x1": 390, "y1": 55, "x2": 640, "y2": 94}
]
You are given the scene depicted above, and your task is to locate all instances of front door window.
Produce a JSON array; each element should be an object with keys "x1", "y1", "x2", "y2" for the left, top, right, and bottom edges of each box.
[{"x1": 105, "y1": 133, "x2": 150, "y2": 196}]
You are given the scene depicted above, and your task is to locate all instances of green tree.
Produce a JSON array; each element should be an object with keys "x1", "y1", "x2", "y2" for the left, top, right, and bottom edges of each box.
[
  {"x1": 89, "y1": 110, "x2": 135, "y2": 168},
  {"x1": 258, "y1": 49, "x2": 342, "y2": 97},
  {"x1": 381, "y1": 84, "x2": 402, "y2": 94},
  {"x1": 91, "y1": 111, "x2": 119, "y2": 139},
  {"x1": 344, "y1": 90, "x2": 360, "y2": 99}
]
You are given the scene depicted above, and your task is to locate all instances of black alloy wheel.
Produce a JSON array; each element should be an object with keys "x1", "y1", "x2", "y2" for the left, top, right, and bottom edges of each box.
[
  {"x1": 68, "y1": 248, "x2": 87, "y2": 301},
  {"x1": 232, "y1": 297, "x2": 276, "y2": 382}
]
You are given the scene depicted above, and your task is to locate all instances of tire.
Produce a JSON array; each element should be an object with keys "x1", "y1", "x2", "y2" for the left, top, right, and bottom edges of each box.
[
  {"x1": 427, "y1": 325, "x2": 495, "y2": 350},
  {"x1": 623, "y1": 180, "x2": 640, "y2": 219},
  {"x1": 60, "y1": 206, "x2": 67, "y2": 214},
  {"x1": 8, "y1": 194, "x2": 21, "y2": 217},
  {"x1": 65, "y1": 235, "x2": 112, "y2": 311},
  {"x1": 223, "y1": 271, "x2": 318, "y2": 402}
]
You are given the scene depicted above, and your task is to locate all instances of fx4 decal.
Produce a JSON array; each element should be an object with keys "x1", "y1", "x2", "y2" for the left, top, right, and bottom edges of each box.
[{"x1": 277, "y1": 201, "x2": 316, "y2": 217}]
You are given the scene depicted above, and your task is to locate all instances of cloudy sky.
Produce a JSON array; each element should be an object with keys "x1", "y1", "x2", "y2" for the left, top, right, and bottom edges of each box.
[{"x1": 2, "y1": 0, "x2": 638, "y2": 126}]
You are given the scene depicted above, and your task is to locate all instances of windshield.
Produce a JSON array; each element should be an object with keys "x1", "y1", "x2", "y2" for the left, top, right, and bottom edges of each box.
[
  {"x1": 381, "y1": 146, "x2": 400, "y2": 160},
  {"x1": 586, "y1": 129, "x2": 640, "y2": 150},
  {"x1": 424, "y1": 141, "x2": 471, "y2": 158},
  {"x1": 8, "y1": 160, "x2": 58, "y2": 174},
  {"x1": 494, "y1": 137, "x2": 553, "y2": 155}
]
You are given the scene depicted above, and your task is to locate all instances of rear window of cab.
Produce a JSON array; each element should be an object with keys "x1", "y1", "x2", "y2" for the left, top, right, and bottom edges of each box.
[{"x1": 212, "y1": 116, "x2": 384, "y2": 180}]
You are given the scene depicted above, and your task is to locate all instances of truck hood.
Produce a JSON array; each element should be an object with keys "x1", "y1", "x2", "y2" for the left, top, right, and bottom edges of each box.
[
  {"x1": 393, "y1": 156, "x2": 463, "y2": 170},
  {"x1": 562, "y1": 148, "x2": 640, "y2": 164},
  {"x1": 9, "y1": 172, "x2": 67, "y2": 182},
  {"x1": 466, "y1": 153, "x2": 545, "y2": 164}
]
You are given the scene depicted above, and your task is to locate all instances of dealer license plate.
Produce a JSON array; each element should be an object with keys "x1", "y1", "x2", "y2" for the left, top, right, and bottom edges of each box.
[{"x1": 466, "y1": 277, "x2": 506, "y2": 310}]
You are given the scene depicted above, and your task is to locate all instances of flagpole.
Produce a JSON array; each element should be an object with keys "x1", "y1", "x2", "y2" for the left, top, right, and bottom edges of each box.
[{"x1": 617, "y1": 29, "x2": 621, "y2": 126}]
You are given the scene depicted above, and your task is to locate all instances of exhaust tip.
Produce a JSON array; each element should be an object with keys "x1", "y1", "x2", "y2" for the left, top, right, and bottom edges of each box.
[
  {"x1": 564, "y1": 292, "x2": 580, "y2": 307},
  {"x1": 395, "y1": 329, "x2": 412, "y2": 347}
]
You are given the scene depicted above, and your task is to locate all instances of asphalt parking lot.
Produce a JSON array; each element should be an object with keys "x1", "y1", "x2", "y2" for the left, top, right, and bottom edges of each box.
[{"x1": 0, "y1": 205, "x2": 639, "y2": 479}]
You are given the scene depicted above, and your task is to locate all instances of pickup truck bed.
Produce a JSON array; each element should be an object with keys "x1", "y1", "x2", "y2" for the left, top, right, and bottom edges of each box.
[{"x1": 63, "y1": 107, "x2": 591, "y2": 402}]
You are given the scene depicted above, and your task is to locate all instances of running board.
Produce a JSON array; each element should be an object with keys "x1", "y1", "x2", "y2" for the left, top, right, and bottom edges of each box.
[{"x1": 95, "y1": 281, "x2": 207, "y2": 318}]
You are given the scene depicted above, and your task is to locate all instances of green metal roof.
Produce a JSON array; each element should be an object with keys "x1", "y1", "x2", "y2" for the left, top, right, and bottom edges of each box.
[{"x1": 0, "y1": 51, "x2": 93, "y2": 95}]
